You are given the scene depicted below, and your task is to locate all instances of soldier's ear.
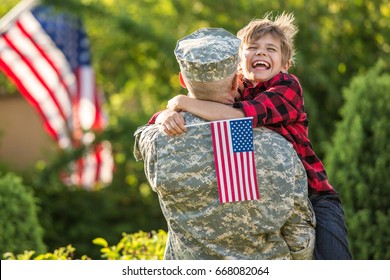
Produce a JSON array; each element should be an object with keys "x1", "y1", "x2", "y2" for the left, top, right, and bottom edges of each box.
[
  {"x1": 231, "y1": 73, "x2": 239, "y2": 91},
  {"x1": 179, "y1": 72, "x2": 187, "y2": 88}
]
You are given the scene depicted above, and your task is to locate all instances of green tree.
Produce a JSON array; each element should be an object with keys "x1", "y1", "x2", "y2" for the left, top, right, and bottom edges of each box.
[
  {"x1": 0, "y1": 172, "x2": 46, "y2": 257},
  {"x1": 325, "y1": 60, "x2": 390, "y2": 259}
]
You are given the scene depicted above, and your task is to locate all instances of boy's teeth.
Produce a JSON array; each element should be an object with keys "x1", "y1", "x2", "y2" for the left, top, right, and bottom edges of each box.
[{"x1": 253, "y1": 61, "x2": 269, "y2": 68}]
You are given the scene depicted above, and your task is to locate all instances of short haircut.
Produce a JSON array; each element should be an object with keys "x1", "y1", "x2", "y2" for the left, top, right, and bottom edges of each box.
[{"x1": 183, "y1": 72, "x2": 237, "y2": 103}]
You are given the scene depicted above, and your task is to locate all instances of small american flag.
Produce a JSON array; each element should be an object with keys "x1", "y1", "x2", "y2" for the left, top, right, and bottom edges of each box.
[{"x1": 210, "y1": 117, "x2": 259, "y2": 203}]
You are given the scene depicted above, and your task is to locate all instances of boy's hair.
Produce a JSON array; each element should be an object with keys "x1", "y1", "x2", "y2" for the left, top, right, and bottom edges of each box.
[{"x1": 237, "y1": 12, "x2": 298, "y2": 66}]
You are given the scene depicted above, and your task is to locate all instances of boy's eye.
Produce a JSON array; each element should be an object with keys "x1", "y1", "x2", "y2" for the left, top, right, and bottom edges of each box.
[
  {"x1": 246, "y1": 46, "x2": 257, "y2": 50},
  {"x1": 267, "y1": 48, "x2": 276, "y2": 52}
]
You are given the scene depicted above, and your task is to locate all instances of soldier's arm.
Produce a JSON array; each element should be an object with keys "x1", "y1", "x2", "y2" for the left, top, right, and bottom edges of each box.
[
  {"x1": 133, "y1": 125, "x2": 159, "y2": 192},
  {"x1": 281, "y1": 159, "x2": 316, "y2": 260}
]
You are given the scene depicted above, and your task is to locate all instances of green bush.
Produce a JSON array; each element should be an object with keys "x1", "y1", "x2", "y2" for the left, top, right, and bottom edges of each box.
[
  {"x1": 93, "y1": 230, "x2": 167, "y2": 260},
  {"x1": 3, "y1": 230, "x2": 167, "y2": 260},
  {"x1": 325, "y1": 60, "x2": 390, "y2": 259},
  {"x1": 3, "y1": 245, "x2": 87, "y2": 260},
  {"x1": 25, "y1": 116, "x2": 167, "y2": 260},
  {"x1": 0, "y1": 172, "x2": 46, "y2": 257},
  {"x1": 31, "y1": 180, "x2": 166, "y2": 260}
]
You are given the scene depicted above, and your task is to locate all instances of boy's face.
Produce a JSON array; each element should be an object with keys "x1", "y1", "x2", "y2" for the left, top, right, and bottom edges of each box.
[{"x1": 240, "y1": 33, "x2": 289, "y2": 84}]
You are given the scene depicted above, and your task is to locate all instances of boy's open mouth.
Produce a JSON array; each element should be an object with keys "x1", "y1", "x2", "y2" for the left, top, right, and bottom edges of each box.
[{"x1": 252, "y1": 60, "x2": 270, "y2": 69}]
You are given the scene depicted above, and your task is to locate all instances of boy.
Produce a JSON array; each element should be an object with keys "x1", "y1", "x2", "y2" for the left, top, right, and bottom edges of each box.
[{"x1": 152, "y1": 12, "x2": 351, "y2": 260}]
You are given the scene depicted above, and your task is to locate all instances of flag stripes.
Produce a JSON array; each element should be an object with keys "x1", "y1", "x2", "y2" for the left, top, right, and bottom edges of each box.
[
  {"x1": 0, "y1": 11, "x2": 73, "y2": 148},
  {"x1": 210, "y1": 118, "x2": 259, "y2": 203},
  {"x1": 0, "y1": 2, "x2": 113, "y2": 189}
]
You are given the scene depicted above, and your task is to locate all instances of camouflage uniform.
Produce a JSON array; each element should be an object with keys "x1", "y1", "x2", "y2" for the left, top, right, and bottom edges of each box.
[
  {"x1": 134, "y1": 113, "x2": 315, "y2": 259},
  {"x1": 133, "y1": 28, "x2": 315, "y2": 259}
]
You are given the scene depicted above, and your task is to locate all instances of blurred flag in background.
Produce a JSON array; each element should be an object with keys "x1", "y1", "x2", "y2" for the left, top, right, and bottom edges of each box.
[{"x1": 0, "y1": 0, "x2": 113, "y2": 189}]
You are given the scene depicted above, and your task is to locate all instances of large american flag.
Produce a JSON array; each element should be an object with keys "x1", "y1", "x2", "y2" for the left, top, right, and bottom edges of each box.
[
  {"x1": 210, "y1": 117, "x2": 259, "y2": 203},
  {"x1": 0, "y1": 0, "x2": 113, "y2": 189}
]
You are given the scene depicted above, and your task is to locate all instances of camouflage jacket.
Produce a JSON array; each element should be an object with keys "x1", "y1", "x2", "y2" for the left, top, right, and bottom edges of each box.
[{"x1": 134, "y1": 113, "x2": 315, "y2": 260}]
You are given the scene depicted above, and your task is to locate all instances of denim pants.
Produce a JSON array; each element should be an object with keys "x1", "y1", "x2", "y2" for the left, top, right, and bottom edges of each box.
[{"x1": 310, "y1": 193, "x2": 352, "y2": 260}]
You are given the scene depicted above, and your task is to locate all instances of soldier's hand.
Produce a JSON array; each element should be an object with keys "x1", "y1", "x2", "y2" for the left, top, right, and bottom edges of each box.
[{"x1": 156, "y1": 109, "x2": 187, "y2": 136}]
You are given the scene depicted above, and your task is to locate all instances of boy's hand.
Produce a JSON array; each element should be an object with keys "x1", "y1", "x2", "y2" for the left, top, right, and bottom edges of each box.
[
  {"x1": 155, "y1": 109, "x2": 187, "y2": 136},
  {"x1": 166, "y1": 95, "x2": 192, "y2": 111}
]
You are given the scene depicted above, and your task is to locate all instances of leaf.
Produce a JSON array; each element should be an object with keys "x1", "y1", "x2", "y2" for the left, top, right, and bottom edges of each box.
[{"x1": 92, "y1": 237, "x2": 108, "y2": 248}]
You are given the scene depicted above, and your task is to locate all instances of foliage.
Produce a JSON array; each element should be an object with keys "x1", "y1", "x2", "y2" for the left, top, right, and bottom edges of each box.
[
  {"x1": 31, "y1": 178, "x2": 166, "y2": 260},
  {"x1": 2, "y1": 245, "x2": 90, "y2": 260},
  {"x1": 93, "y1": 230, "x2": 167, "y2": 260},
  {"x1": 0, "y1": 172, "x2": 46, "y2": 257},
  {"x1": 3, "y1": 230, "x2": 167, "y2": 260},
  {"x1": 325, "y1": 60, "x2": 390, "y2": 259}
]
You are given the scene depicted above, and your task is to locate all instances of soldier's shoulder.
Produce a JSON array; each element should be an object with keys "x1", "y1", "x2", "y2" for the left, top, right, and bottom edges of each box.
[
  {"x1": 253, "y1": 127, "x2": 293, "y2": 149},
  {"x1": 134, "y1": 124, "x2": 160, "y2": 140},
  {"x1": 183, "y1": 112, "x2": 208, "y2": 126}
]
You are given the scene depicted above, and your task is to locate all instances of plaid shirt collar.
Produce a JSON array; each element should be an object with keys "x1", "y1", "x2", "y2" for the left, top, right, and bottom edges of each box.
[
  {"x1": 242, "y1": 72, "x2": 284, "y2": 98},
  {"x1": 243, "y1": 71, "x2": 283, "y2": 90}
]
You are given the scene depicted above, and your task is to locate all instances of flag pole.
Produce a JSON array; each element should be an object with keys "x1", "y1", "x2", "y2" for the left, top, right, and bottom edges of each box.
[
  {"x1": 0, "y1": 0, "x2": 39, "y2": 34},
  {"x1": 184, "y1": 116, "x2": 253, "y2": 128},
  {"x1": 185, "y1": 121, "x2": 211, "y2": 128}
]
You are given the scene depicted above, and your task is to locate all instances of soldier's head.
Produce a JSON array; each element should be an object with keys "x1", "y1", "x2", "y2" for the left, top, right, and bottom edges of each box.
[{"x1": 174, "y1": 28, "x2": 241, "y2": 104}]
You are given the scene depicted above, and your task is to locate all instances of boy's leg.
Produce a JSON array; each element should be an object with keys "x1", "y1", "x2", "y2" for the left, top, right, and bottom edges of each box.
[{"x1": 310, "y1": 193, "x2": 352, "y2": 260}]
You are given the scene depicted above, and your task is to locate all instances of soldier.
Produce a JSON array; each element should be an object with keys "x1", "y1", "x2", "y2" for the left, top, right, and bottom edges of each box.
[{"x1": 134, "y1": 28, "x2": 315, "y2": 259}]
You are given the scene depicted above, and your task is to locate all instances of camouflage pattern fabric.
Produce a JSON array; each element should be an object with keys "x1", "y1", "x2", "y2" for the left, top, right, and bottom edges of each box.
[
  {"x1": 134, "y1": 113, "x2": 315, "y2": 260},
  {"x1": 174, "y1": 28, "x2": 241, "y2": 82}
]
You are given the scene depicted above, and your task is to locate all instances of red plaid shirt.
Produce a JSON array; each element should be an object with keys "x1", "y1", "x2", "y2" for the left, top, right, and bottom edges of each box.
[{"x1": 234, "y1": 72, "x2": 335, "y2": 194}]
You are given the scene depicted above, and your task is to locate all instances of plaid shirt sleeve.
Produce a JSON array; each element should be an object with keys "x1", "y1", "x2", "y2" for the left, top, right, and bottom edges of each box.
[
  {"x1": 233, "y1": 73, "x2": 306, "y2": 128},
  {"x1": 148, "y1": 111, "x2": 161, "y2": 124}
]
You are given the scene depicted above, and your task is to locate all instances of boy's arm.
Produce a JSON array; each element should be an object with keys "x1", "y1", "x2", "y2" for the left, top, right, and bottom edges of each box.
[
  {"x1": 167, "y1": 95, "x2": 245, "y2": 121},
  {"x1": 148, "y1": 111, "x2": 161, "y2": 124}
]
